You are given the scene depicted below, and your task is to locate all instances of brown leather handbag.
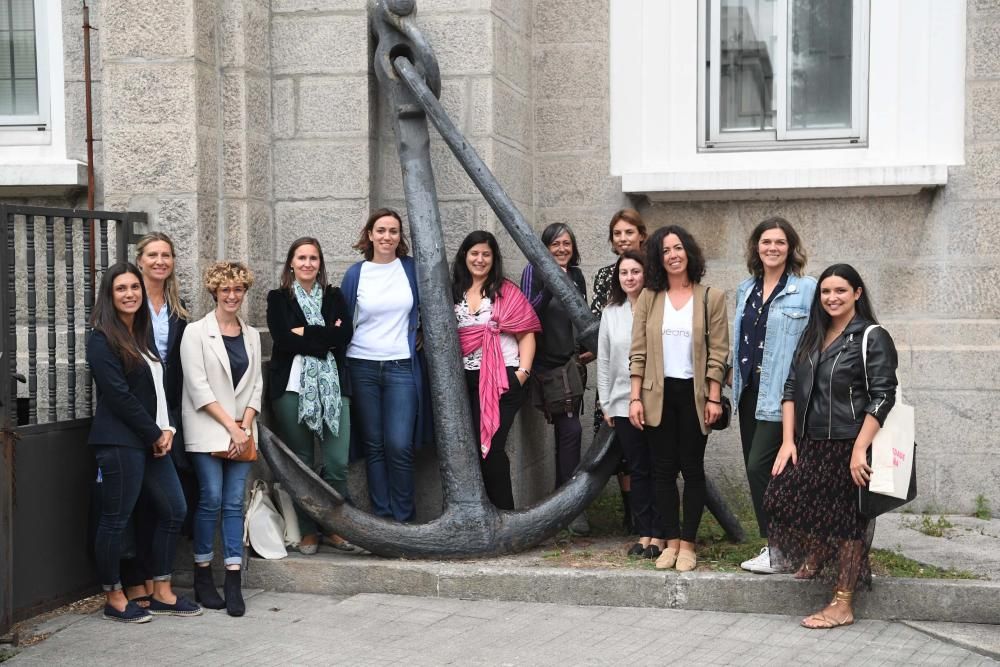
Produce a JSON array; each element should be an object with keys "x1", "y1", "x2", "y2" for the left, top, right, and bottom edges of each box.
[{"x1": 211, "y1": 433, "x2": 257, "y2": 462}]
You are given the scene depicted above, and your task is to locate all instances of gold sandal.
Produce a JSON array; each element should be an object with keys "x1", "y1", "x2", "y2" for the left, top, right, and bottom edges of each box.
[
  {"x1": 793, "y1": 561, "x2": 820, "y2": 580},
  {"x1": 801, "y1": 590, "x2": 855, "y2": 629}
]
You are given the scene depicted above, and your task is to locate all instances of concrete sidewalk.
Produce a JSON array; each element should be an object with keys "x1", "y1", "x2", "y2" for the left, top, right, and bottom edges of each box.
[{"x1": 7, "y1": 592, "x2": 1000, "y2": 665}]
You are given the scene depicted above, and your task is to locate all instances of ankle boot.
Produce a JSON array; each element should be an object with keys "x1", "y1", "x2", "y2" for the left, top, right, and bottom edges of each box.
[
  {"x1": 192, "y1": 565, "x2": 225, "y2": 610},
  {"x1": 224, "y1": 569, "x2": 245, "y2": 617}
]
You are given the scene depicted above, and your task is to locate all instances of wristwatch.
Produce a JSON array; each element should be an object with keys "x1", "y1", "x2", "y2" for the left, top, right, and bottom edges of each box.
[{"x1": 243, "y1": 427, "x2": 252, "y2": 437}]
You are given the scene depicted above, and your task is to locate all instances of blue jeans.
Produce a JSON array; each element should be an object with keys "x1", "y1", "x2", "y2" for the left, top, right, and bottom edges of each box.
[
  {"x1": 348, "y1": 357, "x2": 417, "y2": 522},
  {"x1": 189, "y1": 453, "x2": 252, "y2": 566},
  {"x1": 93, "y1": 445, "x2": 187, "y2": 591}
]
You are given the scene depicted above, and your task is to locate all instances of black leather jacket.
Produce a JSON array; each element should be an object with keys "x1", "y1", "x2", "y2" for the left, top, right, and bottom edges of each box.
[{"x1": 782, "y1": 317, "x2": 898, "y2": 441}]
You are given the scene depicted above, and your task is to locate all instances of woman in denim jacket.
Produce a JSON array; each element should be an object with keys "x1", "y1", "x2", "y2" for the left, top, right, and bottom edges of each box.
[{"x1": 731, "y1": 217, "x2": 815, "y2": 574}]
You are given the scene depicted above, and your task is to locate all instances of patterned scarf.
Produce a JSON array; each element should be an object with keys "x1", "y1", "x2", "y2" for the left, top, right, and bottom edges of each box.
[{"x1": 293, "y1": 282, "x2": 341, "y2": 436}]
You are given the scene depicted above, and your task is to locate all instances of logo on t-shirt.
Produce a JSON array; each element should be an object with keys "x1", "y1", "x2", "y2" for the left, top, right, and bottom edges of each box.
[{"x1": 662, "y1": 328, "x2": 690, "y2": 337}]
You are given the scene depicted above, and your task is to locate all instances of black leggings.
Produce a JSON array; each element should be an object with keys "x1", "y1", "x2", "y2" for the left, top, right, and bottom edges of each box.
[
  {"x1": 646, "y1": 378, "x2": 708, "y2": 542},
  {"x1": 465, "y1": 367, "x2": 526, "y2": 510}
]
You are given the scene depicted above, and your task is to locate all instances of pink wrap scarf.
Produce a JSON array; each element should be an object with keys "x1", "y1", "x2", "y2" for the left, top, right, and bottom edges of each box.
[{"x1": 457, "y1": 281, "x2": 541, "y2": 458}]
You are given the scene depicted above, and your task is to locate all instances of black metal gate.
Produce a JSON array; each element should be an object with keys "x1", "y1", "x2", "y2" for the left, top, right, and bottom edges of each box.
[{"x1": 0, "y1": 205, "x2": 143, "y2": 634}]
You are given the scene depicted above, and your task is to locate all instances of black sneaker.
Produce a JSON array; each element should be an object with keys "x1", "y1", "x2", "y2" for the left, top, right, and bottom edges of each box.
[
  {"x1": 103, "y1": 600, "x2": 152, "y2": 624},
  {"x1": 148, "y1": 595, "x2": 203, "y2": 617}
]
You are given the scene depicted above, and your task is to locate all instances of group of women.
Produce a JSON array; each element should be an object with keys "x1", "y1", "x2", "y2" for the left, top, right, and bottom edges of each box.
[
  {"x1": 594, "y1": 211, "x2": 898, "y2": 629},
  {"x1": 88, "y1": 205, "x2": 898, "y2": 631}
]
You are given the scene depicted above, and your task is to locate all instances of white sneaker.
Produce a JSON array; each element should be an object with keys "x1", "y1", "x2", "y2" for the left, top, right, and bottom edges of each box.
[{"x1": 741, "y1": 546, "x2": 779, "y2": 574}]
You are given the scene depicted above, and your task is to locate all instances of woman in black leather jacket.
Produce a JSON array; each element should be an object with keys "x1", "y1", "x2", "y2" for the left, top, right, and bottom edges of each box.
[{"x1": 765, "y1": 263, "x2": 898, "y2": 630}]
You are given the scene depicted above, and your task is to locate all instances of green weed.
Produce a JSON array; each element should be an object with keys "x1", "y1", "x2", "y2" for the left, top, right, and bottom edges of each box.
[{"x1": 974, "y1": 494, "x2": 992, "y2": 521}]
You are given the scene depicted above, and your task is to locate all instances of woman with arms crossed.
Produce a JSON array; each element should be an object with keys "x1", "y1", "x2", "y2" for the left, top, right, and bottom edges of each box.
[
  {"x1": 598, "y1": 251, "x2": 665, "y2": 558},
  {"x1": 87, "y1": 263, "x2": 199, "y2": 623},
  {"x1": 732, "y1": 218, "x2": 816, "y2": 574},
  {"x1": 766, "y1": 264, "x2": 898, "y2": 629},
  {"x1": 181, "y1": 262, "x2": 263, "y2": 617},
  {"x1": 452, "y1": 231, "x2": 539, "y2": 510},
  {"x1": 628, "y1": 226, "x2": 728, "y2": 572},
  {"x1": 268, "y1": 237, "x2": 357, "y2": 553}
]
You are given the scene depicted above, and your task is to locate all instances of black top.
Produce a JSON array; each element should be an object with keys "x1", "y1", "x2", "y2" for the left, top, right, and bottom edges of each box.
[
  {"x1": 520, "y1": 263, "x2": 588, "y2": 371},
  {"x1": 738, "y1": 274, "x2": 788, "y2": 387},
  {"x1": 86, "y1": 330, "x2": 170, "y2": 449},
  {"x1": 266, "y1": 285, "x2": 353, "y2": 401},
  {"x1": 223, "y1": 333, "x2": 249, "y2": 389}
]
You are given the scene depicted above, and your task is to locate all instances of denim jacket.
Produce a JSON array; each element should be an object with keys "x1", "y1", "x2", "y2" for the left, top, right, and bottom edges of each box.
[{"x1": 731, "y1": 273, "x2": 816, "y2": 422}]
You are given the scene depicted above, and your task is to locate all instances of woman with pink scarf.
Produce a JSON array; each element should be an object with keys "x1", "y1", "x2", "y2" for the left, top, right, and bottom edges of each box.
[{"x1": 453, "y1": 231, "x2": 540, "y2": 509}]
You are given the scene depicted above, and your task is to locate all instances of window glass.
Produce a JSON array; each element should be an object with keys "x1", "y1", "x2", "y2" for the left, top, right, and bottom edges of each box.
[
  {"x1": 787, "y1": 0, "x2": 852, "y2": 130},
  {"x1": 0, "y1": 0, "x2": 38, "y2": 117},
  {"x1": 719, "y1": 0, "x2": 776, "y2": 134}
]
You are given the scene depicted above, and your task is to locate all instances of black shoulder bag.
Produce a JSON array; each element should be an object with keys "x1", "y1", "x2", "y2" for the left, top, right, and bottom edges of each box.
[{"x1": 703, "y1": 287, "x2": 732, "y2": 430}]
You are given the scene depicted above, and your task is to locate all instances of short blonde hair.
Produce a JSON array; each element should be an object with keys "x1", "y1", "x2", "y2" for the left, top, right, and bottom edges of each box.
[{"x1": 204, "y1": 261, "x2": 254, "y2": 297}]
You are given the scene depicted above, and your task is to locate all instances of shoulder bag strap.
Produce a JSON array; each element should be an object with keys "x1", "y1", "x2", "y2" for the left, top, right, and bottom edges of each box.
[{"x1": 861, "y1": 324, "x2": 903, "y2": 404}]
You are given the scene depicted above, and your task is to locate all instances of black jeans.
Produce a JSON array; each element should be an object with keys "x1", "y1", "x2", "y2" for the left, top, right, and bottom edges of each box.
[
  {"x1": 93, "y1": 445, "x2": 187, "y2": 591},
  {"x1": 466, "y1": 367, "x2": 526, "y2": 510},
  {"x1": 614, "y1": 417, "x2": 664, "y2": 538},
  {"x1": 646, "y1": 378, "x2": 708, "y2": 542},
  {"x1": 738, "y1": 382, "x2": 783, "y2": 538}
]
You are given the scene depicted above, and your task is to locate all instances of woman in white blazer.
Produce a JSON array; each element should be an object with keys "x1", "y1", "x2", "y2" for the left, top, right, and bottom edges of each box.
[{"x1": 181, "y1": 261, "x2": 262, "y2": 617}]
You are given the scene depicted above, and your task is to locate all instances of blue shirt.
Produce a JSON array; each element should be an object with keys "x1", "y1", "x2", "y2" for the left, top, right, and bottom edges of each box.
[{"x1": 149, "y1": 301, "x2": 170, "y2": 362}]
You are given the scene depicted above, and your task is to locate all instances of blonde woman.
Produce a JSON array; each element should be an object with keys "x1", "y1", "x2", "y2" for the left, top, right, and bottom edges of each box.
[{"x1": 181, "y1": 262, "x2": 263, "y2": 617}]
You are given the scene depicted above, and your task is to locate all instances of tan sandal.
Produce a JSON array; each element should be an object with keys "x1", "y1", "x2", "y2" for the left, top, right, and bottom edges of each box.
[
  {"x1": 794, "y1": 561, "x2": 820, "y2": 580},
  {"x1": 675, "y1": 549, "x2": 697, "y2": 572},
  {"x1": 800, "y1": 590, "x2": 855, "y2": 629},
  {"x1": 654, "y1": 547, "x2": 678, "y2": 570}
]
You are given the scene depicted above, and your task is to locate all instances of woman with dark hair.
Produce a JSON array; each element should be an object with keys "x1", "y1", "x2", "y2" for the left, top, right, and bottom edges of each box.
[
  {"x1": 452, "y1": 231, "x2": 540, "y2": 509},
  {"x1": 628, "y1": 225, "x2": 728, "y2": 572},
  {"x1": 766, "y1": 264, "x2": 898, "y2": 629},
  {"x1": 87, "y1": 263, "x2": 200, "y2": 623},
  {"x1": 121, "y1": 232, "x2": 192, "y2": 609},
  {"x1": 590, "y1": 209, "x2": 648, "y2": 532},
  {"x1": 341, "y1": 208, "x2": 425, "y2": 522},
  {"x1": 598, "y1": 251, "x2": 664, "y2": 557},
  {"x1": 520, "y1": 222, "x2": 590, "y2": 533},
  {"x1": 267, "y1": 237, "x2": 357, "y2": 554},
  {"x1": 732, "y1": 217, "x2": 816, "y2": 575},
  {"x1": 181, "y1": 261, "x2": 263, "y2": 616}
]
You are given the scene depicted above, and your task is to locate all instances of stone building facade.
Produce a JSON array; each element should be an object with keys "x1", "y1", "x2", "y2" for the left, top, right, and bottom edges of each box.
[{"x1": 3, "y1": 0, "x2": 997, "y2": 513}]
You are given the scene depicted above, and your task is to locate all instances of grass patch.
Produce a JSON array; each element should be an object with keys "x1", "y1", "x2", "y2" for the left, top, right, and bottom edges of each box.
[
  {"x1": 870, "y1": 549, "x2": 979, "y2": 579},
  {"x1": 974, "y1": 494, "x2": 992, "y2": 521},
  {"x1": 904, "y1": 514, "x2": 954, "y2": 537}
]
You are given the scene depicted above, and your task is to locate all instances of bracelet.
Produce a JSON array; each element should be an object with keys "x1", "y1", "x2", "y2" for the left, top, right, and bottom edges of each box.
[
  {"x1": 629, "y1": 398, "x2": 642, "y2": 404},
  {"x1": 706, "y1": 398, "x2": 722, "y2": 405},
  {"x1": 516, "y1": 368, "x2": 531, "y2": 377}
]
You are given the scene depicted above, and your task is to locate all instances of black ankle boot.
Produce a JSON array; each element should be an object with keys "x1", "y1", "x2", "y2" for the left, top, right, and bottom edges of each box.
[
  {"x1": 224, "y1": 569, "x2": 245, "y2": 617},
  {"x1": 193, "y1": 565, "x2": 225, "y2": 610}
]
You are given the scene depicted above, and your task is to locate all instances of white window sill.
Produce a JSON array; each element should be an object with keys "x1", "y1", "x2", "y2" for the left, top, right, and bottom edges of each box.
[
  {"x1": 623, "y1": 165, "x2": 949, "y2": 202},
  {"x1": 0, "y1": 160, "x2": 87, "y2": 197}
]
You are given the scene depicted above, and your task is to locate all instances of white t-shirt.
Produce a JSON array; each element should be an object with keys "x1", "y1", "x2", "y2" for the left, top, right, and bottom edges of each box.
[
  {"x1": 661, "y1": 295, "x2": 694, "y2": 380},
  {"x1": 346, "y1": 259, "x2": 413, "y2": 360},
  {"x1": 454, "y1": 295, "x2": 520, "y2": 370}
]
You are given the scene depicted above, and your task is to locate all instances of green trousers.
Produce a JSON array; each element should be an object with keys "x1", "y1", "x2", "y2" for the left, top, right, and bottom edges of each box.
[
  {"x1": 738, "y1": 386, "x2": 783, "y2": 539},
  {"x1": 272, "y1": 391, "x2": 350, "y2": 537}
]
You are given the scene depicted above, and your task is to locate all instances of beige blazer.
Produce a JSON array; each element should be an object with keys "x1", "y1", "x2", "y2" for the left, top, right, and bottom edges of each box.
[
  {"x1": 181, "y1": 312, "x2": 263, "y2": 453},
  {"x1": 628, "y1": 283, "x2": 729, "y2": 435}
]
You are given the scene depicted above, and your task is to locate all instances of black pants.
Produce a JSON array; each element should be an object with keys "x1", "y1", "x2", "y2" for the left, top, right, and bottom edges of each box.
[
  {"x1": 465, "y1": 367, "x2": 526, "y2": 510},
  {"x1": 614, "y1": 417, "x2": 663, "y2": 538},
  {"x1": 646, "y1": 378, "x2": 708, "y2": 542},
  {"x1": 738, "y1": 382, "x2": 783, "y2": 538}
]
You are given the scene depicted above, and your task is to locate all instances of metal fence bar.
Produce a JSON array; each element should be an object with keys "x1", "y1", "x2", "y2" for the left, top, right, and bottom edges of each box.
[
  {"x1": 25, "y1": 217, "x2": 37, "y2": 424},
  {"x1": 45, "y1": 218, "x2": 57, "y2": 423},
  {"x1": 99, "y1": 220, "x2": 108, "y2": 273},
  {"x1": 82, "y1": 219, "x2": 92, "y2": 415},
  {"x1": 0, "y1": 207, "x2": 14, "y2": 635},
  {"x1": 64, "y1": 219, "x2": 77, "y2": 419}
]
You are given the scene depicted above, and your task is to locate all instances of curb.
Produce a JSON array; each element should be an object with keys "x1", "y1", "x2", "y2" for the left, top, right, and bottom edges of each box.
[{"x1": 243, "y1": 553, "x2": 1000, "y2": 625}]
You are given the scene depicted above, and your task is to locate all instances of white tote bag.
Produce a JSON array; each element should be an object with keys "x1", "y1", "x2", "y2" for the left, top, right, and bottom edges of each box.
[
  {"x1": 244, "y1": 480, "x2": 288, "y2": 559},
  {"x1": 862, "y1": 325, "x2": 915, "y2": 500}
]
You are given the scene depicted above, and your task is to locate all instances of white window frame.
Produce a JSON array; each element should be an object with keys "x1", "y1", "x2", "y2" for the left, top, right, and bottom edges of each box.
[
  {"x1": 699, "y1": 0, "x2": 869, "y2": 149},
  {"x1": 0, "y1": 0, "x2": 50, "y2": 129}
]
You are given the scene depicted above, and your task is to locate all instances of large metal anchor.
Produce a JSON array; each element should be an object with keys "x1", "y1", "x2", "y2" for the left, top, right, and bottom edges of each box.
[{"x1": 258, "y1": 0, "x2": 742, "y2": 558}]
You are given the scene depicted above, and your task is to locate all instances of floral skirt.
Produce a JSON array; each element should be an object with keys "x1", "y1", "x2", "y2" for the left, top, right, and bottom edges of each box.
[{"x1": 763, "y1": 436, "x2": 873, "y2": 591}]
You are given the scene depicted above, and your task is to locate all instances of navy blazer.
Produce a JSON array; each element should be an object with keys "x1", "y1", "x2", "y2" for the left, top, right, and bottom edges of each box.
[
  {"x1": 159, "y1": 304, "x2": 187, "y2": 410},
  {"x1": 87, "y1": 330, "x2": 167, "y2": 450},
  {"x1": 266, "y1": 285, "x2": 353, "y2": 401}
]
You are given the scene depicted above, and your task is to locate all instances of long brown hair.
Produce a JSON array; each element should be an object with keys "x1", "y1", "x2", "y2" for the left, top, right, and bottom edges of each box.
[
  {"x1": 352, "y1": 208, "x2": 410, "y2": 260},
  {"x1": 606, "y1": 250, "x2": 646, "y2": 308},
  {"x1": 745, "y1": 216, "x2": 807, "y2": 278},
  {"x1": 90, "y1": 262, "x2": 158, "y2": 371},
  {"x1": 280, "y1": 237, "x2": 328, "y2": 292},
  {"x1": 135, "y1": 232, "x2": 190, "y2": 320}
]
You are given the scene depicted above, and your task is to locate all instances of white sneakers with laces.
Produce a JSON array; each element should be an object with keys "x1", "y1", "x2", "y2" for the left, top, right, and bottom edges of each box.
[{"x1": 741, "y1": 546, "x2": 781, "y2": 574}]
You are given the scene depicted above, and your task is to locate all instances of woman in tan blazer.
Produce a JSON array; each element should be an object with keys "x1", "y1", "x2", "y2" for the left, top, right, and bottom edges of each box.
[
  {"x1": 628, "y1": 225, "x2": 728, "y2": 572},
  {"x1": 181, "y1": 261, "x2": 262, "y2": 617}
]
